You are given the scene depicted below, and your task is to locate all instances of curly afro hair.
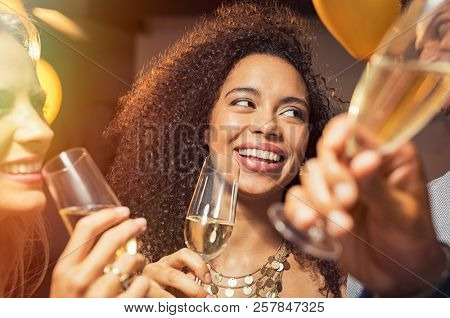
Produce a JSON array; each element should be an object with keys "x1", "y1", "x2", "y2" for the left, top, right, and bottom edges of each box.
[{"x1": 106, "y1": 0, "x2": 347, "y2": 297}]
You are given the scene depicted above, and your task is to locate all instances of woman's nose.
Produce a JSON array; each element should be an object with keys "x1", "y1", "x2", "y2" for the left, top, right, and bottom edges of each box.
[
  {"x1": 249, "y1": 111, "x2": 282, "y2": 140},
  {"x1": 14, "y1": 102, "x2": 54, "y2": 148}
]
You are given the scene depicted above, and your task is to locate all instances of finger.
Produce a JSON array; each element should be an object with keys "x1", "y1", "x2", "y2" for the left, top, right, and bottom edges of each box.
[
  {"x1": 321, "y1": 113, "x2": 354, "y2": 156},
  {"x1": 158, "y1": 248, "x2": 211, "y2": 284},
  {"x1": 79, "y1": 218, "x2": 147, "y2": 280},
  {"x1": 59, "y1": 207, "x2": 131, "y2": 266},
  {"x1": 119, "y1": 276, "x2": 151, "y2": 298},
  {"x1": 350, "y1": 151, "x2": 414, "y2": 222},
  {"x1": 302, "y1": 159, "x2": 334, "y2": 216},
  {"x1": 110, "y1": 253, "x2": 146, "y2": 277},
  {"x1": 317, "y1": 139, "x2": 358, "y2": 209},
  {"x1": 350, "y1": 150, "x2": 383, "y2": 184},
  {"x1": 186, "y1": 271, "x2": 196, "y2": 280},
  {"x1": 377, "y1": 142, "x2": 425, "y2": 190},
  {"x1": 83, "y1": 253, "x2": 146, "y2": 297},
  {"x1": 84, "y1": 271, "x2": 122, "y2": 297},
  {"x1": 285, "y1": 185, "x2": 318, "y2": 230},
  {"x1": 147, "y1": 280, "x2": 176, "y2": 298},
  {"x1": 144, "y1": 264, "x2": 208, "y2": 298}
]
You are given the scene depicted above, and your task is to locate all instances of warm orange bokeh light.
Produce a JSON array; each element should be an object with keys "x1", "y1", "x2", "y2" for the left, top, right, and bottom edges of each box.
[
  {"x1": 36, "y1": 59, "x2": 62, "y2": 124},
  {"x1": 313, "y1": 0, "x2": 401, "y2": 60}
]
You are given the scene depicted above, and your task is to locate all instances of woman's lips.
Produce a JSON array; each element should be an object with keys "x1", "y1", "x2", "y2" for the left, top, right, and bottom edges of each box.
[
  {"x1": 233, "y1": 150, "x2": 286, "y2": 173},
  {"x1": 0, "y1": 160, "x2": 44, "y2": 184},
  {"x1": 1, "y1": 172, "x2": 43, "y2": 184}
]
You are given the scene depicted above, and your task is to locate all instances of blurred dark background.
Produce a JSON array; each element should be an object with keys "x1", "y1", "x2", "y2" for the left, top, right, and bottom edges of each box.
[{"x1": 24, "y1": 0, "x2": 448, "y2": 296}]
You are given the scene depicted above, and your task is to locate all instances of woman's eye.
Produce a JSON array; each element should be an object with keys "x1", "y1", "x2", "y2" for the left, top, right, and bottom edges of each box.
[
  {"x1": 280, "y1": 108, "x2": 306, "y2": 121},
  {"x1": 31, "y1": 95, "x2": 46, "y2": 112},
  {"x1": 231, "y1": 99, "x2": 255, "y2": 108}
]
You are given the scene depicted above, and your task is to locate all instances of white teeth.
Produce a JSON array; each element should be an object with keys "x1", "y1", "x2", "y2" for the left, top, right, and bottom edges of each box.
[
  {"x1": 11, "y1": 165, "x2": 19, "y2": 174},
  {"x1": 1, "y1": 162, "x2": 42, "y2": 174},
  {"x1": 236, "y1": 148, "x2": 282, "y2": 162}
]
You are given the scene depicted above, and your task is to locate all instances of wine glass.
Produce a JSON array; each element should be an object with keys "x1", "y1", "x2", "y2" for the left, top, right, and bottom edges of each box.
[
  {"x1": 184, "y1": 153, "x2": 240, "y2": 261},
  {"x1": 269, "y1": 0, "x2": 450, "y2": 260},
  {"x1": 42, "y1": 147, "x2": 137, "y2": 256}
]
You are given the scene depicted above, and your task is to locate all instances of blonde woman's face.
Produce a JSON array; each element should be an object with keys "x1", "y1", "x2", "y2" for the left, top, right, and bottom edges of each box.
[{"x1": 0, "y1": 33, "x2": 53, "y2": 220}]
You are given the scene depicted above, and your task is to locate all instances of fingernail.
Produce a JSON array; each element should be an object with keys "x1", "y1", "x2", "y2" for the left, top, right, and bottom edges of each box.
[
  {"x1": 206, "y1": 294, "x2": 214, "y2": 298},
  {"x1": 115, "y1": 207, "x2": 130, "y2": 216},
  {"x1": 204, "y1": 272, "x2": 211, "y2": 283},
  {"x1": 333, "y1": 183, "x2": 354, "y2": 202},
  {"x1": 134, "y1": 217, "x2": 147, "y2": 229},
  {"x1": 294, "y1": 206, "x2": 316, "y2": 229}
]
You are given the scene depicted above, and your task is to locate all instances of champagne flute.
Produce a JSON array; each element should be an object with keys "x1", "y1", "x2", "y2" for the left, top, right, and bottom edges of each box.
[
  {"x1": 43, "y1": 147, "x2": 137, "y2": 257},
  {"x1": 184, "y1": 153, "x2": 239, "y2": 261},
  {"x1": 347, "y1": 0, "x2": 450, "y2": 155},
  {"x1": 269, "y1": 0, "x2": 450, "y2": 260}
]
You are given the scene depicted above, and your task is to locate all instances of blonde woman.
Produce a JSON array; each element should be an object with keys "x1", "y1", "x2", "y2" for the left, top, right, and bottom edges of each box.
[{"x1": 0, "y1": 10, "x2": 150, "y2": 297}]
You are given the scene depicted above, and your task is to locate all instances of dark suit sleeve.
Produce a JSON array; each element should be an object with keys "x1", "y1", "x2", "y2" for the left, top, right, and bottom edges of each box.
[{"x1": 358, "y1": 277, "x2": 450, "y2": 298}]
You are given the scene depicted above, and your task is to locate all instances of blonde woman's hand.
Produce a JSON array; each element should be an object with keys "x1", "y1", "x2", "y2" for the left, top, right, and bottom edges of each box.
[
  {"x1": 50, "y1": 207, "x2": 152, "y2": 297},
  {"x1": 143, "y1": 248, "x2": 211, "y2": 298}
]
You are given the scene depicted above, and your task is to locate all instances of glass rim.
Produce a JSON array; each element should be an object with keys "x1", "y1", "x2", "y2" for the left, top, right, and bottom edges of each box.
[{"x1": 42, "y1": 147, "x2": 89, "y2": 177}]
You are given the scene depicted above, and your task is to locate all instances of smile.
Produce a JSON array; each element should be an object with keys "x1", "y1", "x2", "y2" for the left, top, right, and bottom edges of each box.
[
  {"x1": 1, "y1": 162, "x2": 42, "y2": 174},
  {"x1": 0, "y1": 161, "x2": 43, "y2": 183},
  {"x1": 237, "y1": 148, "x2": 282, "y2": 163},
  {"x1": 233, "y1": 142, "x2": 287, "y2": 173}
]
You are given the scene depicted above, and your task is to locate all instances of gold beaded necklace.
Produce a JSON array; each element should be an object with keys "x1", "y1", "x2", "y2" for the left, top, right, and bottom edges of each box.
[{"x1": 203, "y1": 242, "x2": 290, "y2": 298}]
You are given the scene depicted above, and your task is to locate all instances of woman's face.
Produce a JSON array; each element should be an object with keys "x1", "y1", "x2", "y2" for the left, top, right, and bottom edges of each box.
[
  {"x1": 209, "y1": 54, "x2": 310, "y2": 198},
  {"x1": 0, "y1": 33, "x2": 54, "y2": 220}
]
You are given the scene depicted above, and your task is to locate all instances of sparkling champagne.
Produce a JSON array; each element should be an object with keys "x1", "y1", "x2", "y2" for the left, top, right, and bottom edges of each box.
[
  {"x1": 348, "y1": 56, "x2": 450, "y2": 154},
  {"x1": 59, "y1": 205, "x2": 138, "y2": 256},
  {"x1": 184, "y1": 215, "x2": 234, "y2": 260}
]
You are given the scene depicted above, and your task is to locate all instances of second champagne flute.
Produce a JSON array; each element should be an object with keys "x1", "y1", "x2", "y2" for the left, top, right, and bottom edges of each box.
[
  {"x1": 184, "y1": 153, "x2": 240, "y2": 261},
  {"x1": 43, "y1": 147, "x2": 137, "y2": 257}
]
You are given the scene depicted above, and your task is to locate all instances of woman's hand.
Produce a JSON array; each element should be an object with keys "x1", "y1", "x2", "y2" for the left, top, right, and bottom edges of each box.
[
  {"x1": 50, "y1": 207, "x2": 152, "y2": 297},
  {"x1": 143, "y1": 248, "x2": 211, "y2": 298},
  {"x1": 284, "y1": 114, "x2": 446, "y2": 296}
]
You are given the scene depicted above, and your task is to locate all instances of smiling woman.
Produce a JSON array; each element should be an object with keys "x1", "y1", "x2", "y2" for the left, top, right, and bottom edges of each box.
[
  {"x1": 0, "y1": 10, "x2": 53, "y2": 297},
  {"x1": 107, "y1": 1, "x2": 346, "y2": 297},
  {"x1": 0, "y1": 10, "x2": 151, "y2": 299},
  {"x1": 209, "y1": 54, "x2": 311, "y2": 198}
]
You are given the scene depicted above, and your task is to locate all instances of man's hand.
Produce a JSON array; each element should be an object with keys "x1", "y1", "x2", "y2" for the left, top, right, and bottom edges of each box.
[{"x1": 284, "y1": 114, "x2": 447, "y2": 296}]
